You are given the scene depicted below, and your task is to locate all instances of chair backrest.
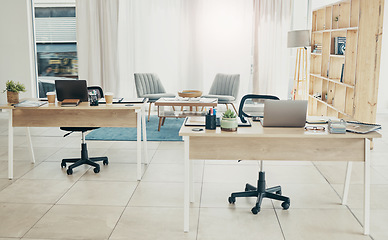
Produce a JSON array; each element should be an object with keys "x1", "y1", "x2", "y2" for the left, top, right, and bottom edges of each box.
[
  {"x1": 134, "y1": 73, "x2": 166, "y2": 98},
  {"x1": 87, "y1": 86, "x2": 104, "y2": 99},
  {"x1": 38, "y1": 81, "x2": 56, "y2": 98},
  {"x1": 238, "y1": 94, "x2": 279, "y2": 123},
  {"x1": 209, "y1": 74, "x2": 240, "y2": 98}
]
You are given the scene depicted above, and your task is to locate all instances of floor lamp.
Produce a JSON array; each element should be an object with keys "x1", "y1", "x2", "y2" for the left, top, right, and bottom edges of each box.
[{"x1": 288, "y1": 30, "x2": 311, "y2": 100}]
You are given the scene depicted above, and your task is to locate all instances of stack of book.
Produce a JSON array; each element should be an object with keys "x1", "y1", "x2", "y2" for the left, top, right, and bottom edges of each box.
[{"x1": 312, "y1": 44, "x2": 322, "y2": 53}]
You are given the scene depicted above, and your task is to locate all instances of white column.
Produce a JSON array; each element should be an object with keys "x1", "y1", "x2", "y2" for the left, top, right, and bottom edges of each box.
[
  {"x1": 8, "y1": 109, "x2": 13, "y2": 180},
  {"x1": 142, "y1": 104, "x2": 149, "y2": 164},
  {"x1": 136, "y1": 109, "x2": 142, "y2": 180},
  {"x1": 25, "y1": 127, "x2": 35, "y2": 164},
  {"x1": 364, "y1": 139, "x2": 371, "y2": 235},
  {"x1": 184, "y1": 136, "x2": 190, "y2": 232},
  {"x1": 342, "y1": 161, "x2": 353, "y2": 205}
]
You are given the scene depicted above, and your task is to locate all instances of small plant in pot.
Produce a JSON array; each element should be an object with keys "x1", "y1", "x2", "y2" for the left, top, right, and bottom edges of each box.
[
  {"x1": 3, "y1": 80, "x2": 26, "y2": 104},
  {"x1": 220, "y1": 109, "x2": 238, "y2": 132}
]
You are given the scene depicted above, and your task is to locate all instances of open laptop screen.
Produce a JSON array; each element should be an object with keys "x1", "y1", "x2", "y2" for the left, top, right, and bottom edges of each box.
[
  {"x1": 262, "y1": 100, "x2": 308, "y2": 127},
  {"x1": 55, "y1": 80, "x2": 88, "y2": 102}
]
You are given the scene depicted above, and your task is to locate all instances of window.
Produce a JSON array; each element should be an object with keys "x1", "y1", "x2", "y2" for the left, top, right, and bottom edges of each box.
[{"x1": 33, "y1": 1, "x2": 78, "y2": 97}]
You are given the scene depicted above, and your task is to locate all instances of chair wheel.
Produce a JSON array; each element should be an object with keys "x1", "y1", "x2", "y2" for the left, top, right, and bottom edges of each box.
[
  {"x1": 276, "y1": 190, "x2": 282, "y2": 195},
  {"x1": 251, "y1": 206, "x2": 260, "y2": 214},
  {"x1": 61, "y1": 162, "x2": 66, "y2": 168},
  {"x1": 66, "y1": 168, "x2": 73, "y2": 175},
  {"x1": 281, "y1": 201, "x2": 290, "y2": 210},
  {"x1": 93, "y1": 167, "x2": 100, "y2": 173},
  {"x1": 228, "y1": 197, "x2": 236, "y2": 204},
  {"x1": 103, "y1": 159, "x2": 109, "y2": 165}
]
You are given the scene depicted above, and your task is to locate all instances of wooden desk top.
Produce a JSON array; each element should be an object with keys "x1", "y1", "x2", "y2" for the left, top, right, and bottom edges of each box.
[
  {"x1": 0, "y1": 100, "x2": 145, "y2": 110},
  {"x1": 179, "y1": 120, "x2": 381, "y2": 139}
]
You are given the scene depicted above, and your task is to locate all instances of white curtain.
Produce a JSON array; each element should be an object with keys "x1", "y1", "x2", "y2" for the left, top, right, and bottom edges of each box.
[
  {"x1": 76, "y1": 0, "x2": 289, "y2": 100},
  {"x1": 76, "y1": 0, "x2": 134, "y2": 98},
  {"x1": 252, "y1": 0, "x2": 291, "y2": 99}
]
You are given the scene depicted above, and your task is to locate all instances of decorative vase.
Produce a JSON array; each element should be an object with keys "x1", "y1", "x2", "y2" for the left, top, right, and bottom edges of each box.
[
  {"x1": 7, "y1": 91, "x2": 19, "y2": 104},
  {"x1": 220, "y1": 117, "x2": 238, "y2": 132}
]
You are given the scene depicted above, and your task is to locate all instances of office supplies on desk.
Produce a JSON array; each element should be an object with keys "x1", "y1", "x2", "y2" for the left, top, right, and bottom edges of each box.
[
  {"x1": 99, "y1": 98, "x2": 146, "y2": 104},
  {"x1": 55, "y1": 80, "x2": 89, "y2": 102},
  {"x1": 328, "y1": 119, "x2": 346, "y2": 134},
  {"x1": 346, "y1": 121, "x2": 381, "y2": 134},
  {"x1": 13, "y1": 100, "x2": 47, "y2": 108},
  {"x1": 61, "y1": 99, "x2": 80, "y2": 107},
  {"x1": 262, "y1": 100, "x2": 307, "y2": 127},
  {"x1": 185, "y1": 116, "x2": 251, "y2": 127},
  {"x1": 205, "y1": 108, "x2": 216, "y2": 130}
]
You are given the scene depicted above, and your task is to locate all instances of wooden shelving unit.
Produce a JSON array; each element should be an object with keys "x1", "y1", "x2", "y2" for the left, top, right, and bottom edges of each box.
[{"x1": 308, "y1": 0, "x2": 384, "y2": 123}]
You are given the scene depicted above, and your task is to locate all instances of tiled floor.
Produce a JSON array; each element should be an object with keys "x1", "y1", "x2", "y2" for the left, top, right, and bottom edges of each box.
[{"x1": 0, "y1": 111, "x2": 387, "y2": 240}]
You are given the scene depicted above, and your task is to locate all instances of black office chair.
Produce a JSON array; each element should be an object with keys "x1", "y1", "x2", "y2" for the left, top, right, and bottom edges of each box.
[
  {"x1": 228, "y1": 94, "x2": 290, "y2": 214},
  {"x1": 60, "y1": 86, "x2": 109, "y2": 175}
]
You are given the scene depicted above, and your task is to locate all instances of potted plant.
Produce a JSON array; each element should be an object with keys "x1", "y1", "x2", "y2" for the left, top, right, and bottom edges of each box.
[
  {"x1": 220, "y1": 109, "x2": 238, "y2": 132},
  {"x1": 3, "y1": 80, "x2": 26, "y2": 104}
]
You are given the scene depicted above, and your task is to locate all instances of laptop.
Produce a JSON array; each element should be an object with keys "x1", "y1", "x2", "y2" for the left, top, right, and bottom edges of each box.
[
  {"x1": 262, "y1": 100, "x2": 308, "y2": 127},
  {"x1": 55, "y1": 80, "x2": 88, "y2": 102}
]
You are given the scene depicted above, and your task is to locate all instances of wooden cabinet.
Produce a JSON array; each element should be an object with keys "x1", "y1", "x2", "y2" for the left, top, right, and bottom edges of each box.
[{"x1": 308, "y1": 0, "x2": 384, "y2": 123}]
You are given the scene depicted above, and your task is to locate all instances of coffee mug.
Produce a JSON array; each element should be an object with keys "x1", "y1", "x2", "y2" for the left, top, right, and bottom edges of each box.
[
  {"x1": 105, "y1": 92, "x2": 114, "y2": 105},
  {"x1": 46, "y1": 92, "x2": 56, "y2": 104}
]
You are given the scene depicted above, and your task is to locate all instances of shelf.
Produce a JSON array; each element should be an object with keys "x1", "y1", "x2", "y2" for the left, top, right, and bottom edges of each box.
[
  {"x1": 308, "y1": 95, "x2": 352, "y2": 118},
  {"x1": 310, "y1": 73, "x2": 354, "y2": 88},
  {"x1": 311, "y1": 53, "x2": 322, "y2": 56},
  {"x1": 330, "y1": 54, "x2": 345, "y2": 58},
  {"x1": 312, "y1": 27, "x2": 358, "y2": 33}
]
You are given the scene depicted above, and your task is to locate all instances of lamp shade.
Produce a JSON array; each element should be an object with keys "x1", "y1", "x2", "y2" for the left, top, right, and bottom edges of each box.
[{"x1": 287, "y1": 30, "x2": 311, "y2": 48}]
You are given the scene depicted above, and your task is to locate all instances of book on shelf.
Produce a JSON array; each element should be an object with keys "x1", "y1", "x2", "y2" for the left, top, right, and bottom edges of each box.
[
  {"x1": 340, "y1": 63, "x2": 344, "y2": 83},
  {"x1": 313, "y1": 44, "x2": 322, "y2": 53},
  {"x1": 334, "y1": 37, "x2": 346, "y2": 55},
  {"x1": 61, "y1": 99, "x2": 80, "y2": 107},
  {"x1": 346, "y1": 121, "x2": 381, "y2": 134}
]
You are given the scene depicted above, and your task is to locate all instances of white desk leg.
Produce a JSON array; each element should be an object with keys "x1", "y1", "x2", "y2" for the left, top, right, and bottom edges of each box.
[
  {"x1": 342, "y1": 161, "x2": 352, "y2": 205},
  {"x1": 142, "y1": 104, "x2": 149, "y2": 165},
  {"x1": 184, "y1": 136, "x2": 190, "y2": 233},
  {"x1": 8, "y1": 109, "x2": 13, "y2": 180},
  {"x1": 136, "y1": 110, "x2": 142, "y2": 181},
  {"x1": 25, "y1": 127, "x2": 35, "y2": 164},
  {"x1": 190, "y1": 159, "x2": 194, "y2": 203},
  {"x1": 364, "y1": 139, "x2": 371, "y2": 235}
]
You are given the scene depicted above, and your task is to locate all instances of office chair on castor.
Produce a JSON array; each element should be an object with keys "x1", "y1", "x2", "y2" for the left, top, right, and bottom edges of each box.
[
  {"x1": 60, "y1": 86, "x2": 109, "y2": 175},
  {"x1": 228, "y1": 94, "x2": 290, "y2": 214}
]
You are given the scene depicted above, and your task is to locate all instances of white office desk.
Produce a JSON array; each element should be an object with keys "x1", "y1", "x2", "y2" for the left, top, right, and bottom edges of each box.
[
  {"x1": 0, "y1": 100, "x2": 148, "y2": 180},
  {"x1": 179, "y1": 121, "x2": 381, "y2": 235}
]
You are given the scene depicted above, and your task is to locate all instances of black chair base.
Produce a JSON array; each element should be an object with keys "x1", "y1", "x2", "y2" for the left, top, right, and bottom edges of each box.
[
  {"x1": 228, "y1": 171, "x2": 290, "y2": 214},
  {"x1": 61, "y1": 143, "x2": 108, "y2": 175}
]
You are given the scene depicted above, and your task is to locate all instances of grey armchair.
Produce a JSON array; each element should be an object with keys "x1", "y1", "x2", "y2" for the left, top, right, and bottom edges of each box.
[
  {"x1": 202, "y1": 73, "x2": 240, "y2": 113},
  {"x1": 134, "y1": 73, "x2": 175, "y2": 121}
]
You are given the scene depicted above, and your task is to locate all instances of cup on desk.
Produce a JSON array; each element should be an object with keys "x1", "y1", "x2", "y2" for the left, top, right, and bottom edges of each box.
[
  {"x1": 105, "y1": 92, "x2": 114, "y2": 105},
  {"x1": 46, "y1": 92, "x2": 56, "y2": 104}
]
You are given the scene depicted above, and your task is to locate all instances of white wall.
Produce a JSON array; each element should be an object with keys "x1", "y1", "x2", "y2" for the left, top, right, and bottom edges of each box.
[{"x1": 0, "y1": 0, "x2": 35, "y2": 104}]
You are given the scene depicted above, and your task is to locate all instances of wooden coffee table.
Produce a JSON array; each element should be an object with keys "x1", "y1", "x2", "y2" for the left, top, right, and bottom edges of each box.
[{"x1": 155, "y1": 98, "x2": 218, "y2": 131}]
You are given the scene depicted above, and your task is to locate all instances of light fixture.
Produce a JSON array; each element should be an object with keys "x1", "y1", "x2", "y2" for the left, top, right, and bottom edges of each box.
[{"x1": 288, "y1": 30, "x2": 311, "y2": 100}]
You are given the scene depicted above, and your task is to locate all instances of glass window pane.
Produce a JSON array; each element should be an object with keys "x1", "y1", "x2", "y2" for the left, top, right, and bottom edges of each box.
[{"x1": 33, "y1": 1, "x2": 78, "y2": 98}]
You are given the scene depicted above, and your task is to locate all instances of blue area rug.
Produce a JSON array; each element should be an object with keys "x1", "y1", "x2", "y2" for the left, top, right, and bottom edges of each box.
[{"x1": 85, "y1": 115, "x2": 184, "y2": 141}]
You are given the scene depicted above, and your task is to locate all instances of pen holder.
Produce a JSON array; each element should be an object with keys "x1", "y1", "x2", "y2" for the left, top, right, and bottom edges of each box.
[
  {"x1": 205, "y1": 115, "x2": 216, "y2": 130},
  {"x1": 89, "y1": 93, "x2": 99, "y2": 106}
]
